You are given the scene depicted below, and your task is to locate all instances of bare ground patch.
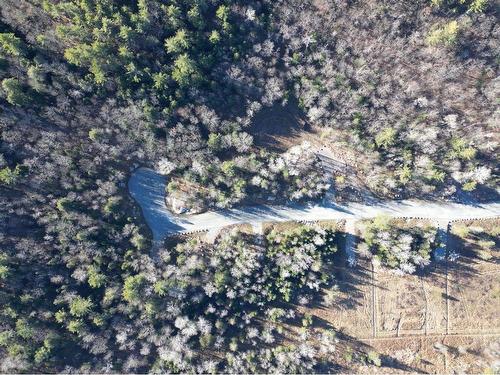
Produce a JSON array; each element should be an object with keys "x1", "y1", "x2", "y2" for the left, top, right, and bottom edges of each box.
[
  {"x1": 356, "y1": 335, "x2": 500, "y2": 374},
  {"x1": 376, "y1": 271, "x2": 447, "y2": 336},
  {"x1": 308, "y1": 256, "x2": 375, "y2": 338},
  {"x1": 304, "y1": 217, "x2": 499, "y2": 373},
  {"x1": 449, "y1": 271, "x2": 500, "y2": 333}
]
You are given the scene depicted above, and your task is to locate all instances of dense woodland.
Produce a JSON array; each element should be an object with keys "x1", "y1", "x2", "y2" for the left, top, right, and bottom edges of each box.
[{"x1": 0, "y1": 0, "x2": 498, "y2": 372}]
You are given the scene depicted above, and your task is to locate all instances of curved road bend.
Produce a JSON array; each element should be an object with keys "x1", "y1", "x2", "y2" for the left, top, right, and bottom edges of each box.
[{"x1": 129, "y1": 167, "x2": 500, "y2": 242}]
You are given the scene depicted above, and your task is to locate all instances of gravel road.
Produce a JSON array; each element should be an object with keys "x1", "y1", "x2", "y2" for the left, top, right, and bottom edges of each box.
[{"x1": 129, "y1": 167, "x2": 500, "y2": 241}]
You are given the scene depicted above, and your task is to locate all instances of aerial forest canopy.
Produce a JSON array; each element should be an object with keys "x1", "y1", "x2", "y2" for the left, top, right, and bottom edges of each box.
[{"x1": 0, "y1": 0, "x2": 498, "y2": 372}]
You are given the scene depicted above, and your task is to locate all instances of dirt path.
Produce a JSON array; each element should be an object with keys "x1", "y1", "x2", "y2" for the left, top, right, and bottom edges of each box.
[
  {"x1": 344, "y1": 219, "x2": 357, "y2": 266},
  {"x1": 360, "y1": 330, "x2": 500, "y2": 342}
]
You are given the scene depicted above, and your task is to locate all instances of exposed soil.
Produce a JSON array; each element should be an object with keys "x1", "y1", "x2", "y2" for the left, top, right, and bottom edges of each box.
[{"x1": 301, "y1": 218, "x2": 500, "y2": 373}]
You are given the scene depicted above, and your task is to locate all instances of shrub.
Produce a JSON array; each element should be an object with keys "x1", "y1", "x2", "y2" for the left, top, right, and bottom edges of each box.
[
  {"x1": 0, "y1": 166, "x2": 20, "y2": 185},
  {"x1": 367, "y1": 351, "x2": 382, "y2": 367},
  {"x1": 0, "y1": 33, "x2": 26, "y2": 56},
  {"x1": 1, "y1": 78, "x2": 32, "y2": 106},
  {"x1": 430, "y1": 0, "x2": 488, "y2": 13},
  {"x1": 427, "y1": 21, "x2": 459, "y2": 46},
  {"x1": 375, "y1": 127, "x2": 397, "y2": 149},
  {"x1": 69, "y1": 297, "x2": 93, "y2": 317}
]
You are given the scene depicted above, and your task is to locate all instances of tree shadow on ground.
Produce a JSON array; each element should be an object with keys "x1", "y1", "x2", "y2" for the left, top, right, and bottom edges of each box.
[
  {"x1": 249, "y1": 100, "x2": 313, "y2": 152},
  {"x1": 320, "y1": 330, "x2": 428, "y2": 373},
  {"x1": 269, "y1": 310, "x2": 426, "y2": 373}
]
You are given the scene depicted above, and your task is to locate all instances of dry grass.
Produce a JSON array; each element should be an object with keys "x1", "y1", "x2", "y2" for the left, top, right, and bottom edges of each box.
[
  {"x1": 262, "y1": 220, "x2": 303, "y2": 234},
  {"x1": 450, "y1": 218, "x2": 499, "y2": 272},
  {"x1": 449, "y1": 271, "x2": 500, "y2": 332},
  {"x1": 376, "y1": 272, "x2": 447, "y2": 336},
  {"x1": 304, "y1": 217, "x2": 499, "y2": 373},
  {"x1": 355, "y1": 336, "x2": 500, "y2": 374},
  {"x1": 313, "y1": 260, "x2": 374, "y2": 338},
  {"x1": 318, "y1": 219, "x2": 346, "y2": 232},
  {"x1": 263, "y1": 219, "x2": 344, "y2": 234}
]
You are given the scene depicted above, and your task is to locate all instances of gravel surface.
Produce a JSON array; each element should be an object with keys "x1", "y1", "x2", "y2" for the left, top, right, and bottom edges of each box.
[{"x1": 129, "y1": 167, "x2": 500, "y2": 241}]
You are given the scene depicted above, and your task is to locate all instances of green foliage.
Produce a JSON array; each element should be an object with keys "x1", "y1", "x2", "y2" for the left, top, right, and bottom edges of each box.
[
  {"x1": 266, "y1": 226, "x2": 337, "y2": 301},
  {"x1": 34, "y1": 344, "x2": 51, "y2": 364},
  {"x1": 362, "y1": 216, "x2": 437, "y2": 273},
  {"x1": 430, "y1": 0, "x2": 488, "y2": 13},
  {"x1": 63, "y1": 44, "x2": 93, "y2": 68},
  {"x1": 462, "y1": 180, "x2": 477, "y2": 191},
  {"x1": 213, "y1": 270, "x2": 228, "y2": 290},
  {"x1": 122, "y1": 274, "x2": 146, "y2": 303},
  {"x1": 459, "y1": 147, "x2": 477, "y2": 160},
  {"x1": 153, "y1": 280, "x2": 168, "y2": 296},
  {"x1": 88, "y1": 128, "x2": 101, "y2": 141},
  {"x1": 302, "y1": 313, "x2": 313, "y2": 327},
  {"x1": 209, "y1": 30, "x2": 221, "y2": 44},
  {"x1": 27, "y1": 65, "x2": 46, "y2": 92},
  {"x1": 69, "y1": 297, "x2": 93, "y2": 317},
  {"x1": 15, "y1": 318, "x2": 33, "y2": 340},
  {"x1": 429, "y1": 168, "x2": 446, "y2": 183},
  {"x1": 1, "y1": 78, "x2": 32, "y2": 106},
  {"x1": 427, "y1": 21, "x2": 459, "y2": 46},
  {"x1": 367, "y1": 351, "x2": 382, "y2": 367},
  {"x1": 172, "y1": 53, "x2": 199, "y2": 86},
  {"x1": 34, "y1": 336, "x2": 55, "y2": 365},
  {"x1": 67, "y1": 319, "x2": 84, "y2": 334},
  {"x1": 54, "y1": 310, "x2": 67, "y2": 324},
  {"x1": 0, "y1": 251, "x2": 9, "y2": 281},
  {"x1": 467, "y1": 0, "x2": 488, "y2": 12},
  {"x1": 0, "y1": 0, "x2": 496, "y2": 372},
  {"x1": 216, "y1": 5, "x2": 230, "y2": 31},
  {"x1": 52, "y1": 0, "x2": 245, "y2": 107},
  {"x1": 450, "y1": 138, "x2": 477, "y2": 160},
  {"x1": 375, "y1": 127, "x2": 397, "y2": 149},
  {"x1": 166, "y1": 181, "x2": 178, "y2": 193},
  {"x1": 291, "y1": 52, "x2": 301, "y2": 65},
  {"x1": 397, "y1": 165, "x2": 412, "y2": 185},
  {"x1": 207, "y1": 133, "x2": 222, "y2": 151},
  {"x1": 103, "y1": 196, "x2": 121, "y2": 215},
  {"x1": 131, "y1": 231, "x2": 147, "y2": 250},
  {"x1": 166, "y1": 5, "x2": 183, "y2": 29},
  {"x1": 199, "y1": 333, "x2": 214, "y2": 349},
  {"x1": 87, "y1": 265, "x2": 106, "y2": 288},
  {"x1": 165, "y1": 29, "x2": 191, "y2": 54},
  {"x1": 56, "y1": 197, "x2": 73, "y2": 212},
  {"x1": 0, "y1": 165, "x2": 20, "y2": 185},
  {"x1": 187, "y1": 5, "x2": 205, "y2": 30},
  {"x1": 0, "y1": 264, "x2": 9, "y2": 279},
  {"x1": 0, "y1": 33, "x2": 25, "y2": 56},
  {"x1": 152, "y1": 71, "x2": 169, "y2": 90},
  {"x1": 221, "y1": 160, "x2": 236, "y2": 176}
]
